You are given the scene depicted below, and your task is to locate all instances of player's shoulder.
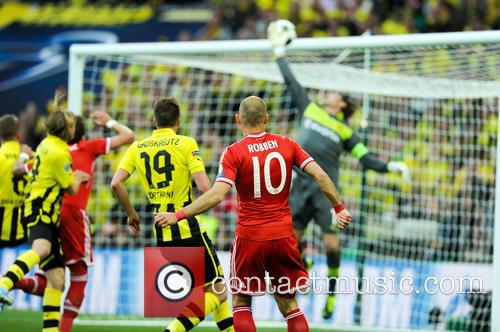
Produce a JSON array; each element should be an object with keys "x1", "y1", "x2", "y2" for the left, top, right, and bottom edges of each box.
[
  {"x1": 175, "y1": 134, "x2": 198, "y2": 145},
  {"x1": 267, "y1": 132, "x2": 298, "y2": 146},
  {"x1": 224, "y1": 139, "x2": 243, "y2": 154}
]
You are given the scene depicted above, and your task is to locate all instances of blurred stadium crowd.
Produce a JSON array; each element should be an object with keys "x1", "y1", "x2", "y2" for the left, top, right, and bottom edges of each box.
[
  {"x1": 183, "y1": 0, "x2": 498, "y2": 40},
  {"x1": 8, "y1": 0, "x2": 498, "y2": 265}
]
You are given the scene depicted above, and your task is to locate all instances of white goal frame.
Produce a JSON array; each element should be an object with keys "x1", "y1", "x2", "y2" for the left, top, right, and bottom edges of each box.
[{"x1": 68, "y1": 30, "x2": 500, "y2": 331}]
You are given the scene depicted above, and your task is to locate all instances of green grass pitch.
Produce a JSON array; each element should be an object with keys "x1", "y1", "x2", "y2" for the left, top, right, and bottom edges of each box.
[{"x1": 0, "y1": 310, "x2": 340, "y2": 332}]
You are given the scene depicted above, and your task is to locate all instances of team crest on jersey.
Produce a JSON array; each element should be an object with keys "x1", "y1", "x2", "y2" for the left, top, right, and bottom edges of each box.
[{"x1": 192, "y1": 150, "x2": 201, "y2": 156}]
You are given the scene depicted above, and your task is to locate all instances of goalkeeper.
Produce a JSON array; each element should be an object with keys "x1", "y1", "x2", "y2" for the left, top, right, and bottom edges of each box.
[{"x1": 268, "y1": 20, "x2": 410, "y2": 319}]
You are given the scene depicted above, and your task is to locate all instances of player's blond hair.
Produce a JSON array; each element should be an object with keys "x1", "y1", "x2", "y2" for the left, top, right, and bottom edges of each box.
[
  {"x1": 239, "y1": 96, "x2": 267, "y2": 127},
  {"x1": 46, "y1": 110, "x2": 75, "y2": 143}
]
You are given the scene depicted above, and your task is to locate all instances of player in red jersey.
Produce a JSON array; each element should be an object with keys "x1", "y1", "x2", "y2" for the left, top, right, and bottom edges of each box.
[
  {"x1": 154, "y1": 96, "x2": 352, "y2": 332},
  {"x1": 15, "y1": 110, "x2": 134, "y2": 332}
]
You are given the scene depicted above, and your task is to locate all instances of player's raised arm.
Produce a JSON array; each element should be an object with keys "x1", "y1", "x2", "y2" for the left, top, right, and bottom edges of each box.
[
  {"x1": 268, "y1": 20, "x2": 311, "y2": 115},
  {"x1": 90, "y1": 110, "x2": 135, "y2": 149},
  {"x1": 303, "y1": 161, "x2": 352, "y2": 229}
]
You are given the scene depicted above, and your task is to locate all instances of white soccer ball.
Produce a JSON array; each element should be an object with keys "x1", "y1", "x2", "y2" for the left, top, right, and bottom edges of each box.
[{"x1": 267, "y1": 19, "x2": 297, "y2": 47}]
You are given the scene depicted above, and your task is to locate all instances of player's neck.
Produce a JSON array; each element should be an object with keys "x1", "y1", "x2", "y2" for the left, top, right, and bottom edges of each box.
[
  {"x1": 156, "y1": 125, "x2": 178, "y2": 133},
  {"x1": 242, "y1": 127, "x2": 265, "y2": 137}
]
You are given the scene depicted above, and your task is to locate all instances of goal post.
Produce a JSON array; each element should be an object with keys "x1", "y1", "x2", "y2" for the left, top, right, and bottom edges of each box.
[{"x1": 66, "y1": 31, "x2": 500, "y2": 331}]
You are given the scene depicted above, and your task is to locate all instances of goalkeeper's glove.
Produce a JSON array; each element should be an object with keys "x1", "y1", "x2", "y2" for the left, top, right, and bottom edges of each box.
[
  {"x1": 387, "y1": 161, "x2": 410, "y2": 182},
  {"x1": 267, "y1": 19, "x2": 297, "y2": 58}
]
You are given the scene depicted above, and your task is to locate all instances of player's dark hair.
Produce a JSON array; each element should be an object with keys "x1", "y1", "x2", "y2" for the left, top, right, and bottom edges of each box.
[
  {"x1": 154, "y1": 97, "x2": 180, "y2": 128},
  {"x1": 69, "y1": 116, "x2": 86, "y2": 145},
  {"x1": 341, "y1": 95, "x2": 355, "y2": 123},
  {"x1": 0, "y1": 114, "x2": 20, "y2": 141},
  {"x1": 46, "y1": 110, "x2": 75, "y2": 143}
]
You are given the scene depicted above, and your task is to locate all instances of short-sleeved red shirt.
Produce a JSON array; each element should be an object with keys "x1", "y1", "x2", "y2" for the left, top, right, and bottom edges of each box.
[{"x1": 215, "y1": 131, "x2": 313, "y2": 241}]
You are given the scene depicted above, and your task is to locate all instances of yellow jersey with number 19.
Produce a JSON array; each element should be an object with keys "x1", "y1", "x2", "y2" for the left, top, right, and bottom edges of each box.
[
  {"x1": 118, "y1": 128, "x2": 206, "y2": 243},
  {"x1": 0, "y1": 141, "x2": 27, "y2": 246},
  {"x1": 24, "y1": 135, "x2": 74, "y2": 228}
]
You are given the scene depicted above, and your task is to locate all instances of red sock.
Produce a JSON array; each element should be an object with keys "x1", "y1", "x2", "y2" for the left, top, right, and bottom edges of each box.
[
  {"x1": 14, "y1": 271, "x2": 47, "y2": 296},
  {"x1": 285, "y1": 308, "x2": 309, "y2": 332},
  {"x1": 60, "y1": 262, "x2": 88, "y2": 332},
  {"x1": 233, "y1": 306, "x2": 256, "y2": 332}
]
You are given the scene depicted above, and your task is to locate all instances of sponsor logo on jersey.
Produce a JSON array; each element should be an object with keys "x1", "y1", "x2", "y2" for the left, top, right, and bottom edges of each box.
[{"x1": 303, "y1": 118, "x2": 341, "y2": 143}]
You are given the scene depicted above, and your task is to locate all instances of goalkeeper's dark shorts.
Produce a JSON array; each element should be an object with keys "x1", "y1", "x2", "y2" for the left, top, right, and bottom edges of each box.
[
  {"x1": 290, "y1": 175, "x2": 339, "y2": 235},
  {"x1": 157, "y1": 231, "x2": 224, "y2": 286}
]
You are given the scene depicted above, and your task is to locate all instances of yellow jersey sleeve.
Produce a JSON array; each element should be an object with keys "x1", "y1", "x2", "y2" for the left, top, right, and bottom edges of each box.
[
  {"x1": 118, "y1": 143, "x2": 137, "y2": 174},
  {"x1": 52, "y1": 150, "x2": 74, "y2": 189},
  {"x1": 186, "y1": 138, "x2": 205, "y2": 174}
]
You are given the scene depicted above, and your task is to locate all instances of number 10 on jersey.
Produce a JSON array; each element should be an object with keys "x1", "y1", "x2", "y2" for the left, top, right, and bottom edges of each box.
[{"x1": 252, "y1": 152, "x2": 287, "y2": 198}]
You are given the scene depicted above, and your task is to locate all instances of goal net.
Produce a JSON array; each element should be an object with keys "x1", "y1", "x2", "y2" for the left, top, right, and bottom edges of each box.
[{"x1": 61, "y1": 32, "x2": 500, "y2": 330}]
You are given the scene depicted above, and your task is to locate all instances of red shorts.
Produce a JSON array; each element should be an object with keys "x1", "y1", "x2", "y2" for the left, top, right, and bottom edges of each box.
[
  {"x1": 229, "y1": 235, "x2": 309, "y2": 296},
  {"x1": 59, "y1": 205, "x2": 93, "y2": 266}
]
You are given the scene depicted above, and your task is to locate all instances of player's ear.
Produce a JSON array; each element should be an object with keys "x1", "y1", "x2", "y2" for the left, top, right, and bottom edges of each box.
[
  {"x1": 263, "y1": 113, "x2": 269, "y2": 125},
  {"x1": 235, "y1": 114, "x2": 241, "y2": 125}
]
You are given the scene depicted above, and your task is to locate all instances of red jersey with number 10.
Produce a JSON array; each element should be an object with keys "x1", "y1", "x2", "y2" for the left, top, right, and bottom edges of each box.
[
  {"x1": 215, "y1": 131, "x2": 313, "y2": 241},
  {"x1": 62, "y1": 138, "x2": 111, "y2": 210}
]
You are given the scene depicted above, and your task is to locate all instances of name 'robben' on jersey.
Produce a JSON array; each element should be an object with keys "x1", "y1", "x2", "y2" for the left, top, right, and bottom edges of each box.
[{"x1": 118, "y1": 128, "x2": 206, "y2": 243}]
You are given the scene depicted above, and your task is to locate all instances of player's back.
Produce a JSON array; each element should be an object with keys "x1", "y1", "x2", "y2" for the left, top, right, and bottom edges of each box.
[
  {"x1": 216, "y1": 132, "x2": 313, "y2": 241},
  {"x1": 119, "y1": 128, "x2": 206, "y2": 242},
  {"x1": 0, "y1": 141, "x2": 27, "y2": 245},
  {"x1": 24, "y1": 135, "x2": 73, "y2": 225}
]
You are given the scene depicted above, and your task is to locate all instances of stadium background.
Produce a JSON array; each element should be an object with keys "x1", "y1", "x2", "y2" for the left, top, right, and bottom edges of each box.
[{"x1": 0, "y1": 0, "x2": 498, "y2": 331}]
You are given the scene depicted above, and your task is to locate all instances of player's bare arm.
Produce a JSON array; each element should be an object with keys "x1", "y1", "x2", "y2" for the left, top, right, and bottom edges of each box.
[
  {"x1": 303, "y1": 161, "x2": 352, "y2": 229},
  {"x1": 154, "y1": 181, "x2": 231, "y2": 227},
  {"x1": 191, "y1": 170, "x2": 211, "y2": 194},
  {"x1": 66, "y1": 170, "x2": 90, "y2": 196},
  {"x1": 111, "y1": 168, "x2": 141, "y2": 234},
  {"x1": 90, "y1": 110, "x2": 135, "y2": 149}
]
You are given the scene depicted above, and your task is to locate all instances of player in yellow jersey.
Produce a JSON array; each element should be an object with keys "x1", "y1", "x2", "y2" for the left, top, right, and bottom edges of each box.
[
  {"x1": 0, "y1": 111, "x2": 89, "y2": 332},
  {"x1": 111, "y1": 97, "x2": 233, "y2": 332},
  {"x1": 0, "y1": 114, "x2": 34, "y2": 248}
]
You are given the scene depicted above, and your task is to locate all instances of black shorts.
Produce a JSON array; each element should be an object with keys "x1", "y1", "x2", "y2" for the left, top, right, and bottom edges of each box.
[
  {"x1": 28, "y1": 221, "x2": 64, "y2": 272},
  {"x1": 158, "y1": 231, "x2": 224, "y2": 286},
  {"x1": 290, "y1": 175, "x2": 339, "y2": 235}
]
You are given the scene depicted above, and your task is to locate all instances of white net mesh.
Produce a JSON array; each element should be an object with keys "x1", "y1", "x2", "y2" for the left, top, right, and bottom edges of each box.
[{"x1": 77, "y1": 38, "x2": 498, "y2": 330}]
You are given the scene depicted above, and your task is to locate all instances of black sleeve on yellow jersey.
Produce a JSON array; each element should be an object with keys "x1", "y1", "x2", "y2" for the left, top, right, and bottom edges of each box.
[{"x1": 276, "y1": 57, "x2": 311, "y2": 117}]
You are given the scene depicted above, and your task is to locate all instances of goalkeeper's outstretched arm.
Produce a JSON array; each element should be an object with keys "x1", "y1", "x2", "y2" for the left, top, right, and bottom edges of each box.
[
  {"x1": 345, "y1": 132, "x2": 410, "y2": 180},
  {"x1": 276, "y1": 57, "x2": 311, "y2": 115},
  {"x1": 268, "y1": 19, "x2": 311, "y2": 115}
]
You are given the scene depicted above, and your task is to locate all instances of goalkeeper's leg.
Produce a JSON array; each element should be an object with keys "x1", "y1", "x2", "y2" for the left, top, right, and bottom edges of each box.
[
  {"x1": 290, "y1": 180, "x2": 315, "y2": 271},
  {"x1": 322, "y1": 233, "x2": 340, "y2": 320},
  {"x1": 314, "y1": 195, "x2": 341, "y2": 320}
]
